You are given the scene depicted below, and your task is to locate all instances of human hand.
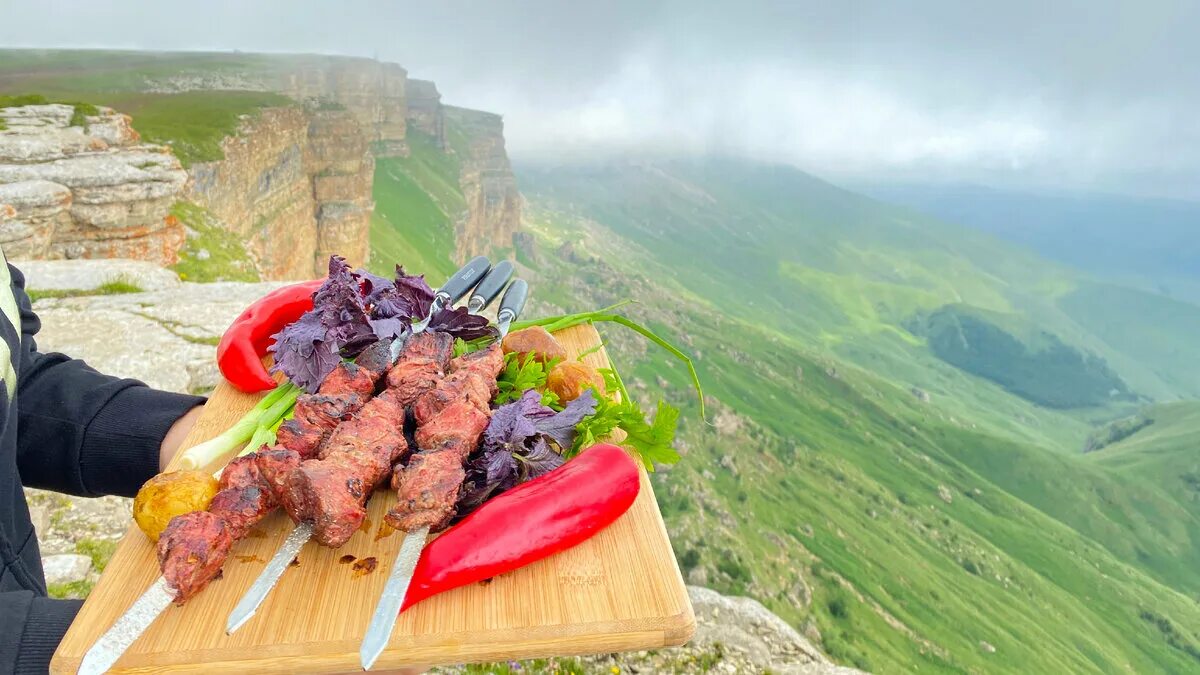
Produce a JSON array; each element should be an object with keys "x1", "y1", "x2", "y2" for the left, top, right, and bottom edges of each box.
[{"x1": 159, "y1": 405, "x2": 205, "y2": 470}]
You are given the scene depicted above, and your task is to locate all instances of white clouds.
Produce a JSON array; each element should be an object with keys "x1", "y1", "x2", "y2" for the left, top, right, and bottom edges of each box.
[
  {"x1": 494, "y1": 53, "x2": 1056, "y2": 180},
  {"x1": 2, "y1": 0, "x2": 1199, "y2": 197}
]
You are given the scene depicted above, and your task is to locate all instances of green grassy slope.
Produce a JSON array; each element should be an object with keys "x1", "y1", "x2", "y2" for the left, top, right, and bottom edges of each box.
[
  {"x1": 520, "y1": 160, "x2": 1193, "y2": 449},
  {"x1": 525, "y1": 193, "x2": 1200, "y2": 667},
  {"x1": 368, "y1": 130, "x2": 462, "y2": 282}
]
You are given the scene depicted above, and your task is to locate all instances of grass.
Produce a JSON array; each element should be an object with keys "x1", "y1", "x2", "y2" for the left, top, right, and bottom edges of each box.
[
  {"x1": 368, "y1": 129, "x2": 463, "y2": 282},
  {"x1": 169, "y1": 201, "x2": 261, "y2": 282},
  {"x1": 1, "y1": 93, "x2": 101, "y2": 129},
  {"x1": 48, "y1": 579, "x2": 95, "y2": 600},
  {"x1": 26, "y1": 276, "x2": 144, "y2": 302},
  {"x1": 75, "y1": 538, "x2": 118, "y2": 574},
  {"x1": 106, "y1": 91, "x2": 292, "y2": 167}
]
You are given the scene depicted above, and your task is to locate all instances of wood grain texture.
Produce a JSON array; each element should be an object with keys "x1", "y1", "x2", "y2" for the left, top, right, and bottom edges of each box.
[{"x1": 51, "y1": 324, "x2": 694, "y2": 673}]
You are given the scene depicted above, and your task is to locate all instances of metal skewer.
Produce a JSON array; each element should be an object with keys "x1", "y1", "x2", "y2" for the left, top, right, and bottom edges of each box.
[
  {"x1": 360, "y1": 277, "x2": 528, "y2": 671},
  {"x1": 225, "y1": 259, "x2": 512, "y2": 635}
]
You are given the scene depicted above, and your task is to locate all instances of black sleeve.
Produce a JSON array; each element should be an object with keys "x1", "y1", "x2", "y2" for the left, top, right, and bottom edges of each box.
[
  {"x1": 9, "y1": 263, "x2": 205, "y2": 497},
  {"x1": 0, "y1": 590, "x2": 82, "y2": 675}
]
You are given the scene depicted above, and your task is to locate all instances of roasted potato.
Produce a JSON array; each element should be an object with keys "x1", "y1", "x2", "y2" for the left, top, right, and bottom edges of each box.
[
  {"x1": 133, "y1": 470, "x2": 220, "y2": 542},
  {"x1": 501, "y1": 326, "x2": 567, "y2": 364},
  {"x1": 547, "y1": 361, "x2": 606, "y2": 403}
]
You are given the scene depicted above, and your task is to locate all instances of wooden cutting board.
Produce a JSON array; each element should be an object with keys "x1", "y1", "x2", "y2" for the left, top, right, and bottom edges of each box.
[{"x1": 51, "y1": 323, "x2": 693, "y2": 673}]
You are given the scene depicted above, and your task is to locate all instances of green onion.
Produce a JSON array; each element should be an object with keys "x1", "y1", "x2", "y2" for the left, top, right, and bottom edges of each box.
[
  {"x1": 511, "y1": 304, "x2": 705, "y2": 419},
  {"x1": 178, "y1": 382, "x2": 301, "y2": 470}
]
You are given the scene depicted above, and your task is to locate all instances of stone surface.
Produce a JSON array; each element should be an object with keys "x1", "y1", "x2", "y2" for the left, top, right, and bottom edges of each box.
[
  {"x1": 279, "y1": 57, "x2": 409, "y2": 156},
  {"x1": 0, "y1": 104, "x2": 187, "y2": 264},
  {"x1": 406, "y1": 78, "x2": 446, "y2": 148},
  {"x1": 30, "y1": 278, "x2": 286, "y2": 393},
  {"x1": 41, "y1": 554, "x2": 92, "y2": 585},
  {"x1": 18, "y1": 258, "x2": 182, "y2": 292}
]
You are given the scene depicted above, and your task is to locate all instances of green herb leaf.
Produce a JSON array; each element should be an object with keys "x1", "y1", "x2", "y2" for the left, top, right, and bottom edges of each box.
[
  {"x1": 453, "y1": 335, "x2": 496, "y2": 358},
  {"x1": 494, "y1": 352, "x2": 561, "y2": 405},
  {"x1": 570, "y1": 387, "x2": 682, "y2": 471},
  {"x1": 511, "y1": 304, "x2": 704, "y2": 420}
]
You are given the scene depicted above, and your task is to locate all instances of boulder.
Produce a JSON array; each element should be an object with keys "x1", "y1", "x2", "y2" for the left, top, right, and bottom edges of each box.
[{"x1": 30, "y1": 278, "x2": 287, "y2": 393}]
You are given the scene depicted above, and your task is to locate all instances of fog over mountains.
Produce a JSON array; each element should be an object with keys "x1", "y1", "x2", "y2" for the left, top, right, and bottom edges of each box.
[{"x1": 4, "y1": 1, "x2": 1200, "y2": 199}]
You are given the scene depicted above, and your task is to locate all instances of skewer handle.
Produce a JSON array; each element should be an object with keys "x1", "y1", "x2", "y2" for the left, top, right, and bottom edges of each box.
[
  {"x1": 467, "y1": 260, "x2": 514, "y2": 314},
  {"x1": 437, "y1": 255, "x2": 491, "y2": 308},
  {"x1": 496, "y1": 279, "x2": 529, "y2": 338}
]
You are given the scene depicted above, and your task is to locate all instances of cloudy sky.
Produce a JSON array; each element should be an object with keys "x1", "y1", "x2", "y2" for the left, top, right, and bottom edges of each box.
[{"x1": 3, "y1": 1, "x2": 1199, "y2": 198}]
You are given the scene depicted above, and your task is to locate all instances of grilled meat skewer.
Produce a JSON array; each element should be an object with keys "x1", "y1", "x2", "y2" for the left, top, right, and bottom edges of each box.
[
  {"x1": 386, "y1": 344, "x2": 503, "y2": 532},
  {"x1": 361, "y1": 277, "x2": 529, "y2": 671},
  {"x1": 78, "y1": 341, "x2": 398, "y2": 675}
]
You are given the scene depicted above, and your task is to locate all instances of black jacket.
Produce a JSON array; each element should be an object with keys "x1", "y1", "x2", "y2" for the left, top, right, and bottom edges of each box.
[{"x1": 0, "y1": 261, "x2": 204, "y2": 674}]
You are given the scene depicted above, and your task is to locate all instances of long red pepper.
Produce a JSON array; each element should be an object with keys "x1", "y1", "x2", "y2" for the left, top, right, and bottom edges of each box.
[
  {"x1": 216, "y1": 280, "x2": 323, "y2": 392},
  {"x1": 401, "y1": 443, "x2": 641, "y2": 611}
]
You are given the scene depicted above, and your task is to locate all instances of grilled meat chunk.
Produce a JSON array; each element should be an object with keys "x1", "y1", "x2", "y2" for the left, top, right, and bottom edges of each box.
[
  {"x1": 451, "y1": 343, "x2": 505, "y2": 377},
  {"x1": 386, "y1": 332, "x2": 453, "y2": 404},
  {"x1": 208, "y1": 455, "x2": 275, "y2": 540},
  {"x1": 254, "y1": 447, "x2": 302, "y2": 496},
  {"x1": 283, "y1": 390, "x2": 409, "y2": 548},
  {"x1": 157, "y1": 511, "x2": 232, "y2": 604},
  {"x1": 276, "y1": 340, "x2": 393, "y2": 458},
  {"x1": 412, "y1": 369, "x2": 494, "y2": 425},
  {"x1": 414, "y1": 400, "x2": 490, "y2": 450},
  {"x1": 385, "y1": 450, "x2": 467, "y2": 532},
  {"x1": 284, "y1": 461, "x2": 369, "y2": 547},
  {"x1": 386, "y1": 344, "x2": 505, "y2": 533}
]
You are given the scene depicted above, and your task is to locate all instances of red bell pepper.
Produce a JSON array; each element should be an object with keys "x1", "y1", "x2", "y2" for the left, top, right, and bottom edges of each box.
[
  {"x1": 216, "y1": 280, "x2": 323, "y2": 392},
  {"x1": 401, "y1": 442, "x2": 641, "y2": 611}
]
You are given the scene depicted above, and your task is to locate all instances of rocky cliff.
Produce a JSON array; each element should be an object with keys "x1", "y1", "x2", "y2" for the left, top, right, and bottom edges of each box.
[
  {"x1": 444, "y1": 106, "x2": 523, "y2": 262},
  {"x1": 185, "y1": 105, "x2": 373, "y2": 279},
  {"x1": 0, "y1": 104, "x2": 186, "y2": 264},
  {"x1": 1, "y1": 53, "x2": 525, "y2": 281},
  {"x1": 275, "y1": 57, "x2": 410, "y2": 157}
]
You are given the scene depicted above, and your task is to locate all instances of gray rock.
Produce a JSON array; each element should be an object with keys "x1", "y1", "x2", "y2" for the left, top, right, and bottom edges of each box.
[
  {"x1": 27, "y1": 505, "x2": 50, "y2": 536},
  {"x1": 41, "y1": 554, "x2": 91, "y2": 585},
  {"x1": 686, "y1": 586, "x2": 864, "y2": 674},
  {"x1": 30, "y1": 277, "x2": 287, "y2": 393},
  {"x1": 18, "y1": 258, "x2": 182, "y2": 292}
]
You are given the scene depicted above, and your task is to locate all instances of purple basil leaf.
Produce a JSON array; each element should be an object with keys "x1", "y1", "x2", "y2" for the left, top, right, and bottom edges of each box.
[
  {"x1": 533, "y1": 389, "x2": 598, "y2": 450},
  {"x1": 367, "y1": 315, "x2": 410, "y2": 341},
  {"x1": 521, "y1": 437, "x2": 565, "y2": 479},
  {"x1": 394, "y1": 266, "x2": 435, "y2": 320},
  {"x1": 426, "y1": 306, "x2": 499, "y2": 341},
  {"x1": 459, "y1": 448, "x2": 519, "y2": 513},
  {"x1": 356, "y1": 269, "x2": 394, "y2": 301},
  {"x1": 269, "y1": 309, "x2": 341, "y2": 393}
]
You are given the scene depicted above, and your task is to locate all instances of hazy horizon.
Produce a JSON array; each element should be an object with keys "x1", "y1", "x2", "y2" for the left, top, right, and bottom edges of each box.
[{"x1": 3, "y1": 1, "x2": 1199, "y2": 200}]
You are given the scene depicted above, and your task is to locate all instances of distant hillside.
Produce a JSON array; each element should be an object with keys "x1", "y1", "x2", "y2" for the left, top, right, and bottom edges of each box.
[
  {"x1": 861, "y1": 183, "x2": 1200, "y2": 304},
  {"x1": 520, "y1": 159, "x2": 1200, "y2": 434},
  {"x1": 519, "y1": 159, "x2": 1200, "y2": 672}
]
